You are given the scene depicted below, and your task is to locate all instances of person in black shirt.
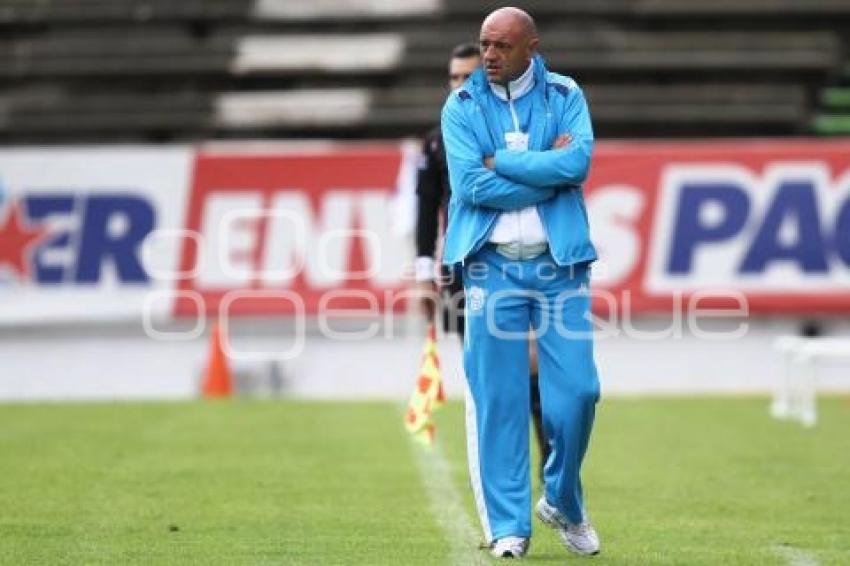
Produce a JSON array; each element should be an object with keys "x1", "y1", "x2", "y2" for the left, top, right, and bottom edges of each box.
[{"x1": 413, "y1": 42, "x2": 550, "y2": 477}]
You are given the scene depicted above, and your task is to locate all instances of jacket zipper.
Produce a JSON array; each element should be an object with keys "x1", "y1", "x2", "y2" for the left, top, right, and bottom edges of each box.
[{"x1": 507, "y1": 85, "x2": 524, "y2": 245}]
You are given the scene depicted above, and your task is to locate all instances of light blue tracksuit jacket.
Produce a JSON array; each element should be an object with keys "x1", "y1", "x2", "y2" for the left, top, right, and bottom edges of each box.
[
  {"x1": 441, "y1": 55, "x2": 600, "y2": 543},
  {"x1": 440, "y1": 53, "x2": 598, "y2": 268}
]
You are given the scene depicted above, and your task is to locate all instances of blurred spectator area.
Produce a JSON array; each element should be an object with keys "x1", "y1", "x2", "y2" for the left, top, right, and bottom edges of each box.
[{"x1": 1, "y1": 0, "x2": 850, "y2": 143}]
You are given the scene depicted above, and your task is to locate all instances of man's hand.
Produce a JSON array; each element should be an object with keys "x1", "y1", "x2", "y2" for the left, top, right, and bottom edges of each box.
[
  {"x1": 415, "y1": 280, "x2": 439, "y2": 321},
  {"x1": 552, "y1": 133, "x2": 572, "y2": 149},
  {"x1": 485, "y1": 135, "x2": 569, "y2": 171}
]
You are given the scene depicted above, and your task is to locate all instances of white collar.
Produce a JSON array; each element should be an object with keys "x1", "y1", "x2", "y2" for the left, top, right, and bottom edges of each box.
[{"x1": 489, "y1": 59, "x2": 535, "y2": 101}]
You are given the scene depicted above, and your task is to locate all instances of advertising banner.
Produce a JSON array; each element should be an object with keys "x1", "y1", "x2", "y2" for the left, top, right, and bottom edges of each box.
[
  {"x1": 0, "y1": 147, "x2": 192, "y2": 325},
  {"x1": 586, "y1": 140, "x2": 850, "y2": 314},
  {"x1": 1, "y1": 140, "x2": 848, "y2": 325}
]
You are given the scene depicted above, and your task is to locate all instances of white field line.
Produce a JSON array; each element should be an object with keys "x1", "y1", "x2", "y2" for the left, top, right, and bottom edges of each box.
[
  {"x1": 773, "y1": 544, "x2": 820, "y2": 566},
  {"x1": 406, "y1": 423, "x2": 489, "y2": 565}
]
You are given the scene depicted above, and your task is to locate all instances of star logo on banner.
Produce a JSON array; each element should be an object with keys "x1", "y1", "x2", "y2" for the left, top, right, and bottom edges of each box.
[{"x1": 0, "y1": 200, "x2": 50, "y2": 280}]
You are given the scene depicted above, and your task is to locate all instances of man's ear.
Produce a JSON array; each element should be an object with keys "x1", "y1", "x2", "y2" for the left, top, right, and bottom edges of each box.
[{"x1": 528, "y1": 37, "x2": 540, "y2": 54}]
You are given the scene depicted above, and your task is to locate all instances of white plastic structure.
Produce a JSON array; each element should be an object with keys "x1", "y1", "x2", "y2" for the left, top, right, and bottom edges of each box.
[{"x1": 771, "y1": 336, "x2": 850, "y2": 427}]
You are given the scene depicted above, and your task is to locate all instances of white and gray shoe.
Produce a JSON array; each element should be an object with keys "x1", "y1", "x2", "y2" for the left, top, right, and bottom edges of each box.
[
  {"x1": 535, "y1": 497, "x2": 600, "y2": 556},
  {"x1": 489, "y1": 536, "x2": 530, "y2": 559}
]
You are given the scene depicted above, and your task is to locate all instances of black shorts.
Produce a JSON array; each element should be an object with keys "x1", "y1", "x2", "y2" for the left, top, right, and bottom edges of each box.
[{"x1": 440, "y1": 265, "x2": 464, "y2": 337}]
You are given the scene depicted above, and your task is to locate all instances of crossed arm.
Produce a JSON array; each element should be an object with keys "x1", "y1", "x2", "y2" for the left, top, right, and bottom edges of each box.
[
  {"x1": 441, "y1": 86, "x2": 593, "y2": 210},
  {"x1": 483, "y1": 133, "x2": 572, "y2": 170},
  {"x1": 492, "y1": 87, "x2": 594, "y2": 188},
  {"x1": 441, "y1": 101, "x2": 554, "y2": 211}
]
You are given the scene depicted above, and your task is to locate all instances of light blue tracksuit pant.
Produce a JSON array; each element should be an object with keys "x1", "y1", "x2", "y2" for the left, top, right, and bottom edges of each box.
[{"x1": 462, "y1": 246, "x2": 600, "y2": 542}]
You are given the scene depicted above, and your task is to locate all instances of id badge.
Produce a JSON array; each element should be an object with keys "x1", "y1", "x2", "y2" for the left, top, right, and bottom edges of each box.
[{"x1": 504, "y1": 131, "x2": 529, "y2": 152}]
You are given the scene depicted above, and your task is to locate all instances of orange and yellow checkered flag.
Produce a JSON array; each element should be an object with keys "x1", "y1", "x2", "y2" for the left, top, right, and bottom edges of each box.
[{"x1": 404, "y1": 323, "x2": 446, "y2": 447}]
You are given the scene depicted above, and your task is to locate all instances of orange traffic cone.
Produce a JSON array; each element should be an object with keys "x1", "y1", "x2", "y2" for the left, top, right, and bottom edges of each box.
[{"x1": 202, "y1": 322, "x2": 232, "y2": 398}]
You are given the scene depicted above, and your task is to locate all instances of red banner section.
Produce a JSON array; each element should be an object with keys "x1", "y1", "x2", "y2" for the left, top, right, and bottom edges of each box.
[
  {"x1": 169, "y1": 140, "x2": 850, "y2": 317},
  {"x1": 175, "y1": 145, "x2": 409, "y2": 316}
]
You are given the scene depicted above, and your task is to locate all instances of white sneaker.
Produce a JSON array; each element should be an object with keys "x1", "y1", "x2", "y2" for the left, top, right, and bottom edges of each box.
[
  {"x1": 490, "y1": 536, "x2": 530, "y2": 559},
  {"x1": 535, "y1": 497, "x2": 600, "y2": 556}
]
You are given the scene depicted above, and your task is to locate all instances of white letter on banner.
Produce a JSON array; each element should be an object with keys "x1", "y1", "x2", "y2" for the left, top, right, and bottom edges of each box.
[
  {"x1": 357, "y1": 191, "x2": 405, "y2": 285},
  {"x1": 586, "y1": 185, "x2": 645, "y2": 287},
  {"x1": 198, "y1": 193, "x2": 263, "y2": 288},
  {"x1": 261, "y1": 191, "x2": 354, "y2": 288}
]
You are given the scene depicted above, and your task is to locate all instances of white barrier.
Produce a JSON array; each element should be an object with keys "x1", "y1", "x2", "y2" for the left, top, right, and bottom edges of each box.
[{"x1": 771, "y1": 336, "x2": 850, "y2": 426}]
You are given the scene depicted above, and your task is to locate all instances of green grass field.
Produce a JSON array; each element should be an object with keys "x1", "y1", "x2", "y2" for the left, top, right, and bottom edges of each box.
[{"x1": 1, "y1": 397, "x2": 848, "y2": 565}]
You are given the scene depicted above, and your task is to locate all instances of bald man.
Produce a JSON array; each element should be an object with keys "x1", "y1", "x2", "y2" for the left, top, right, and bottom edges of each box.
[
  {"x1": 415, "y1": 43, "x2": 552, "y2": 484},
  {"x1": 441, "y1": 7, "x2": 601, "y2": 559}
]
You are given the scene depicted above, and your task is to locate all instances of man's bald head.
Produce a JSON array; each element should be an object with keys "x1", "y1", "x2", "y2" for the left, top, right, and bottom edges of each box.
[
  {"x1": 482, "y1": 7, "x2": 537, "y2": 41},
  {"x1": 479, "y1": 7, "x2": 539, "y2": 85}
]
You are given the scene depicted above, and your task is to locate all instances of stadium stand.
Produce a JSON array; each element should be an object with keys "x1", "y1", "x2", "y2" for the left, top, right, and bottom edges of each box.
[
  {"x1": 0, "y1": 0, "x2": 848, "y2": 142},
  {"x1": 813, "y1": 69, "x2": 850, "y2": 135}
]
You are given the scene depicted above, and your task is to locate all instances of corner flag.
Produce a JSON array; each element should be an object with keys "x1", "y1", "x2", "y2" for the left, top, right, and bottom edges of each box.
[{"x1": 404, "y1": 323, "x2": 446, "y2": 447}]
